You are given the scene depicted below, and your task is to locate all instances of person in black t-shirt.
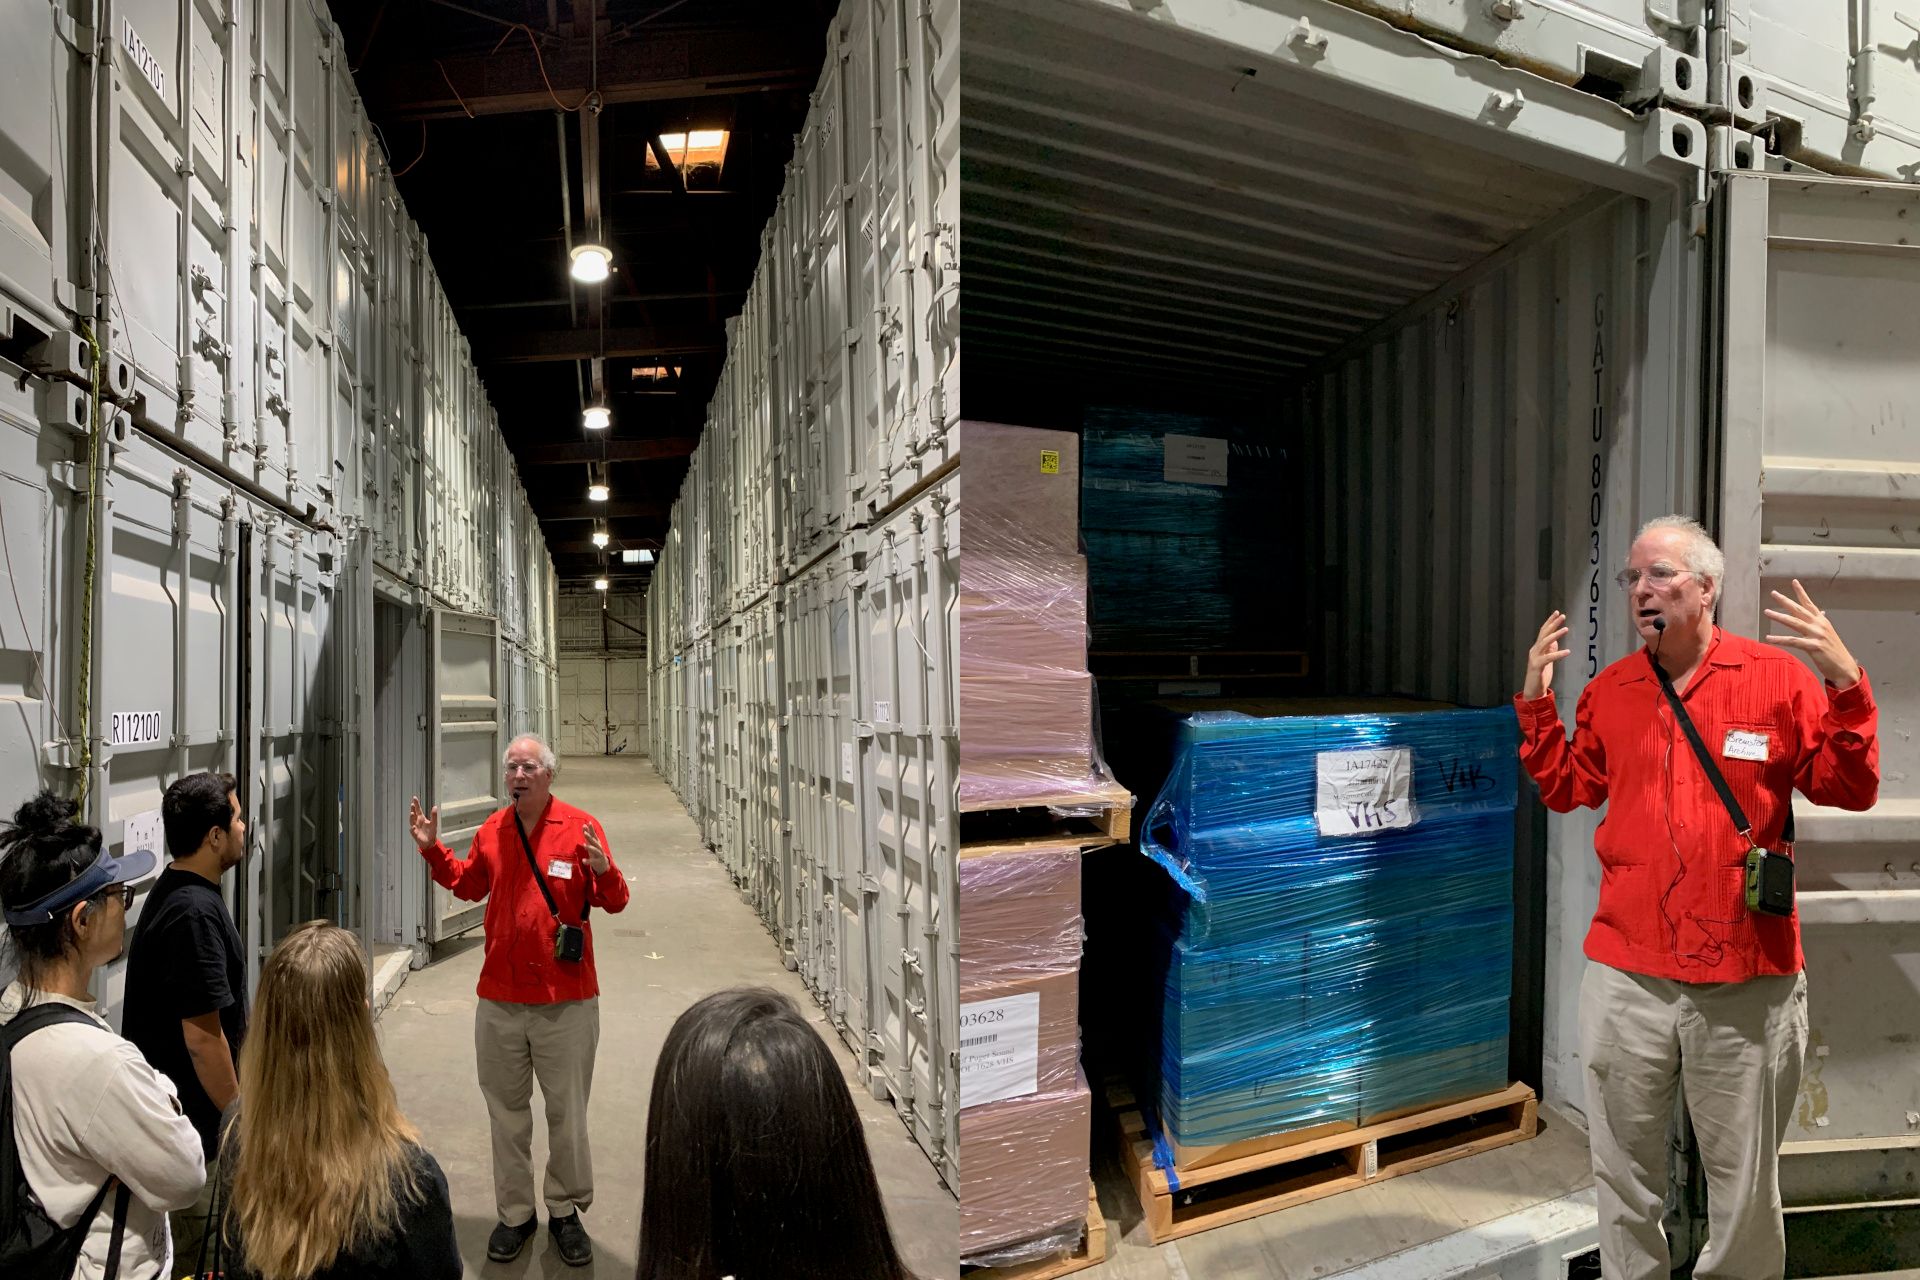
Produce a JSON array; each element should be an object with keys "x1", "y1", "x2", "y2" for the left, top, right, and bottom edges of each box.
[{"x1": 123, "y1": 770, "x2": 251, "y2": 1271}]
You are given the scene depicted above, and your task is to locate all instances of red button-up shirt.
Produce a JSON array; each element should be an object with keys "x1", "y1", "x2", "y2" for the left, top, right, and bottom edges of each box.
[
  {"x1": 422, "y1": 796, "x2": 631, "y2": 1004},
  {"x1": 1515, "y1": 628, "x2": 1878, "y2": 982}
]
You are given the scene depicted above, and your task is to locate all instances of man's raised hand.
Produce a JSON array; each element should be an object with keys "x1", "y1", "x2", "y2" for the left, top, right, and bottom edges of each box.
[
  {"x1": 409, "y1": 796, "x2": 439, "y2": 850},
  {"x1": 1524, "y1": 610, "x2": 1573, "y2": 700}
]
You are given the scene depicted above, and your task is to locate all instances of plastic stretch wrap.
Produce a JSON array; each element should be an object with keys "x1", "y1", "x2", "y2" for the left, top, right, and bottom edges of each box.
[
  {"x1": 959, "y1": 848, "x2": 1085, "y2": 1102},
  {"x1": 1080, "y1": 409, "x2": 1300, "y2": 653},
  {"x1": 1134, "y1": 701, "x2": 1519, "y2": 1160},
  {"x1": 959, "y1": 1069, "x2": 1093, "y2": 1266},
  {"x1": 957, "y1": 421, "x2": 1117, "y2": 809}
]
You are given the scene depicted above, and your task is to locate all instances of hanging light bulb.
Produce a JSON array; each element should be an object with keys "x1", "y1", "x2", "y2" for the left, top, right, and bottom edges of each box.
[
  {"x1": 593, "y1": 577, "x2": 609, "y2": 591},
  {"x1": 569, "y1": 244, "x2": 612, "y2": 284},
  {"x1": 592, "y1": 529, "x2": 610, "y2": 548},
  {"x1": 587, "y1": 482, "x2": 610, "y2": 502},
  {"x1": 583, "y1": 404, "x2": 610, "y2": 431}
]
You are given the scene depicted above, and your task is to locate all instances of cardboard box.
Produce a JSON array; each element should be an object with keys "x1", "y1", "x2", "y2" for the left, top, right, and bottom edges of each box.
[
  {"x1": 959, "y1": 421, "x2": 1083, "y2": 557},
  {"x1": 960, "y1": 1071, "x2": 1093, "y2": 1260}
]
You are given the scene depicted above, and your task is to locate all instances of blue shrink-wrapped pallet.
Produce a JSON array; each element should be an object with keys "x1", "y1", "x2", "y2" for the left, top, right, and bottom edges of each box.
[
  {"x1": 1133, "y1": 699, "x2": 1518, "y2": 1167},
  {"x1": 1078, "y1": 409, "x2": 1299, "y2": 653}
]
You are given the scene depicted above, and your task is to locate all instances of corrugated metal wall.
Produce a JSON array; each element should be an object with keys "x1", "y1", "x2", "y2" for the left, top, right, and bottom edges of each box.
[{"x1": 1288, "y1": 193, "x2": 1706, "y2": 1115}]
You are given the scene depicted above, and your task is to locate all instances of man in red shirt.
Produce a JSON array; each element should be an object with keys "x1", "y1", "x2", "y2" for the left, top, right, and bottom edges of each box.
[
  {"x1": 409, "y1": 734, "x2": 630, "y2": 1268},
  {"x1": 1516, "y1": 516, "x2": 1878, "y2": 1280}
]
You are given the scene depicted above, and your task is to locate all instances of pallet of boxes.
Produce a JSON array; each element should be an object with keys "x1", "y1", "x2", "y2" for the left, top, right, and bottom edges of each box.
[
  {"x1": 1101, "y1": 697, "x2": 1541, "y2": 1243},
  {"x1": 958, "y1": 423, "x2": 1127, "y2": 1277}
]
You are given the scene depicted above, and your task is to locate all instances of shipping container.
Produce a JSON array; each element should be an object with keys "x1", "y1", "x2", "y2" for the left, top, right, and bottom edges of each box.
[
  {"x1": 860, "y1": 471, "x2": 960, "y2": 1189},
  {"x1": 639, "y1": 0, "x2": 961, "y2": 1193},
  {"x1": 964, "y1": 0, "x2": 1920, "y2": 1271},
  {"x1": 0, "y1": 0, "x2": 558, "y2": 1009}
]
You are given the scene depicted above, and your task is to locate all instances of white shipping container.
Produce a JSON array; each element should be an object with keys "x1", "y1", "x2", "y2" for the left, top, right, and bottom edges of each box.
[
  {"x1": 860, "y1": 471, "x2": 960, "y2": 1190},
  {"x1": 966, "y1": 0, "x2": 1920, "y2": 1266}
]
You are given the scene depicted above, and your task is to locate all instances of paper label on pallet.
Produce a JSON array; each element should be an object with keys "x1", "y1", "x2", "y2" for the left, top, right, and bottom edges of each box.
[
  {"x1": 1315, "y1": 747, "x2": 1416, "y2": 838},
  {"x1": 959, "y1": 991, "x2": 1041, "y2": 1108},
  {"x1": 1163, "y1": 435, "x2": 1228, "y2": 486},
  {"x1": 1363, "y1": 1139, "x2": 1379, "y2": 1180}
]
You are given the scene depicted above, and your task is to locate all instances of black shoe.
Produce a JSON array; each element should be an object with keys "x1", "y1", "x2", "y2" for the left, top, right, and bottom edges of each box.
[
  {"x1": 549, "y1": 1212, "x2": 592, "y2": 1267},
  {"x1": 487, "y1": 1217, "x2": 538, "y2": 1262}
]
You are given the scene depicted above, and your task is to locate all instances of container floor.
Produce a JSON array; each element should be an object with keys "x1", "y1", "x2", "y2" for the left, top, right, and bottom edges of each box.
[
  {"x1": 376, "y1": 755, "x2": 958, "y2": 1279},
  {"x1": 1084, "y1": 1101, "x2": 1596, "y2": 1278}
]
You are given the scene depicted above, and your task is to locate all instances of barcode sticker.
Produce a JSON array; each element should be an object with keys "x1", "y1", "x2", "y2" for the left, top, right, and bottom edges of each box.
[
  {"x1": 959, "y1": 991, "x2": 1041, "y2": 1108},
  {"x1": 1363, "y1": 1140, "x2": 1379, "y2": 1179}
]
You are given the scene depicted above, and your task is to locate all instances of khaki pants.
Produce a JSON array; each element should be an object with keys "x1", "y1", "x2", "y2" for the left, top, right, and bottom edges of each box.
[
  {"x1": 170, "y1": 1153, "x2": 218, "y2": 1277},
  {"x1": 475, "y1": 997, "x2": 600, "y2": 1225},
  {"x1": 1579, "y1": 961, "x2": 1808, "y2": 1280}
]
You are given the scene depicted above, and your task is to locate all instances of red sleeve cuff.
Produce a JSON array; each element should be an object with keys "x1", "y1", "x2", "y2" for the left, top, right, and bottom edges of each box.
[
  {"x1": 1827, "y1": 667, "x2": 1874, "y2": 727},
  {"x1": 1513, "y1": 691, "x2": 1558, "y2": 725}
]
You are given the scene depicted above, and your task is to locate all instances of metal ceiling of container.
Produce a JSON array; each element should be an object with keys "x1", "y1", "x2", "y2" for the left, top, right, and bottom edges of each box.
[
  {"x1": 963, "y1": 0, "x2": 1600, "y2": 404},
  {"x1": 330, "y1": 0, "x2": 834, "y2": 585}
]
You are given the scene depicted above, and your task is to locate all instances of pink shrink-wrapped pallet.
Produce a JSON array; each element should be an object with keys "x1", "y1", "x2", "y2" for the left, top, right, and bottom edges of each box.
[
  {"x1": 960, "y1": 847, "x2": 1084, "y2": 1099},
  {"x1": 957, "y1": 420, "x2": 1116, "y2": 810},
  {"x1": 960, "y1": 845, "x2": 1090, "y2": 1266},
  {"x1": 961, "y1": 1072, "x2": 1095, "y2": 1264}
]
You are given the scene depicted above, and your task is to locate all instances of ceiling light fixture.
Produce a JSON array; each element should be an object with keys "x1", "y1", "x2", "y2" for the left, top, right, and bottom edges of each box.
[
  {"x1": 592, "y1": 529, "x2": 610, "y2": 548},
  {"x1": 587, "y1": 482, "x2": 609, "y2": 502},
  {"x1": 569, "y1": 243, "x2": 612, "y2": 284},
  {"x1": 593, "y1": 577, "x2": 608, "y2": 591},
  {"x1": 583, "y1": 404, "x2": 610, "y2": 431}
]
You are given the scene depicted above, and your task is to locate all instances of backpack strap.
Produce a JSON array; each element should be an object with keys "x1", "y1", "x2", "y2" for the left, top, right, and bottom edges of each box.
[
  {"x1": 101, "y1": 1182, "x2": 131, "y2": 1280},
  {"x1": 3, "y1": 1004, "x2": 125, "y2": 1273}
]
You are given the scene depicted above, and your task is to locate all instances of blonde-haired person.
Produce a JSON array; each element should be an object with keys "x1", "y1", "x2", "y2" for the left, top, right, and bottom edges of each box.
[{"x1": 215, "y1": 923, "x2": 459, "y2": 1280}]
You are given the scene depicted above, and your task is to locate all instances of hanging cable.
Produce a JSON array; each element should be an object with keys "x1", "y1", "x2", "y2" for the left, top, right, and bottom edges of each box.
[
  {"x1": 393, "y1": 121, "x2": 430, "y2": 176},
  {"x1": 73, "y1": 321, "x2": 104, "y2": 810}
]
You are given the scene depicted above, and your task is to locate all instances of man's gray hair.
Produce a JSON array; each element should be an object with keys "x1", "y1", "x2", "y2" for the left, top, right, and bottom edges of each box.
[
  {"x1": 504, "y1": 735, "x2": 558, "y2": 776},
  {"x1": 1636, "y1": 515, "x2": 1726, "y2": 593}
]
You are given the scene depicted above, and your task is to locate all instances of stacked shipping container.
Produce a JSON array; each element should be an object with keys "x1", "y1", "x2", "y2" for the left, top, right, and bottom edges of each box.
[
  {"x1": 0, "y1": 1, "x2": 556, "y2": 1012},
  {"x1": 645, "y1": 0, "x2": 960, "y2": 1189}
]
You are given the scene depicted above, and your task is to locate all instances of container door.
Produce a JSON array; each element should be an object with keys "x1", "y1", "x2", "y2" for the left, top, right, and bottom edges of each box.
[
  {"x1": 428, "y1": 608, "x2": 501, "y2": 942},
  {"x1": 1712, "y1": 171, "x2": 1920, "y2": 1253}
]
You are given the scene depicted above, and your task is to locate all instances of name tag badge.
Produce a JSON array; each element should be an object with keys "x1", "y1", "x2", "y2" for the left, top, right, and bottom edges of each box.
[
  {"x1": 547, "y1": 858, "x2": 575, "y2": 881},
  {"x1": 1724, "y1": 730, "x2": 1770, "y2": 763}
]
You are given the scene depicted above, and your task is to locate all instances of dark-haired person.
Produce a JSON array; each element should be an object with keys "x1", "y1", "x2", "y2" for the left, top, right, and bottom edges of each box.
[
  {"x1": 635, "y1": 987, "x2": 919, "y2": 1280},
  {"x1": 1, "y1": 790, "x2": 205, "y2": 1279},
  {"x1": 216, "y1": 922, "x2": 461, "y2": 1280},
  {"x1": 123, "y1": 771, "x2": 252, "y2": 1268}
]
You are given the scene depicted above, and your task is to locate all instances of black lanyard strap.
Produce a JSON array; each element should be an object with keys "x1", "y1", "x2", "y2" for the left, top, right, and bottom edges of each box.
[
  {"x1": 1647, "y1": 649, "x2": 1793, "y2": 844},
  {"x1": 512, "y1": 811, "x2": 588, "y2": 923}
]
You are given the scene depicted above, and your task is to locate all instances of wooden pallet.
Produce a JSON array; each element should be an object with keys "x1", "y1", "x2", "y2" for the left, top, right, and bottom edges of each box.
[
  {"x1": 1114, "y1": 1082, "x2": 1539, "y2": 1243},
  {"x1": 959, "y1": 780, "x2": 1134, "y2": 848},
  {"x1": 1090, "y1": 650, "x2": 1311, "y2": 681},
  {"x1": 965, "y1": 1183, "x2": 1108, "y2": 1279}
]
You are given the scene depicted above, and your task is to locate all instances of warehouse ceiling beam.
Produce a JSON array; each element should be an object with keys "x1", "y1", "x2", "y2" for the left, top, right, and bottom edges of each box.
[
  {"x1": 361, "y1": 26, "x2": 821, "y2": 120},
  {"x1": 471, "y1": 324, "x2": 724, "y2": 363},
  {"x1": 541, "y1": 500, "x2": 669, "y2": 521},
  {"x1": 517, "y1": 437, "x2": 698, "y2": 465}
]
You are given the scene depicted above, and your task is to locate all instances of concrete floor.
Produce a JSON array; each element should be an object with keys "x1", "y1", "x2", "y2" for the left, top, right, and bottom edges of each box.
[{"x1": 375, "y1": 755, "x2": 958, "y2": 1280}]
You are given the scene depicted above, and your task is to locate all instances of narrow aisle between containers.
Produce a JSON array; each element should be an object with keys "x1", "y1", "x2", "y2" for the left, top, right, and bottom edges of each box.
[{"x1": 375, "y1": 756, "x2": 957, "y2": 1280}]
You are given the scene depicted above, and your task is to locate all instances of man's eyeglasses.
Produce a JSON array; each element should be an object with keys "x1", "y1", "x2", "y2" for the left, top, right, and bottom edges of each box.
[
  {"x1": 505, "y1": 762, "x2": 546, "y2": 776},
  {"x1": 1614, "y1": 566, "x2": 1693, "y2": 591}
]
